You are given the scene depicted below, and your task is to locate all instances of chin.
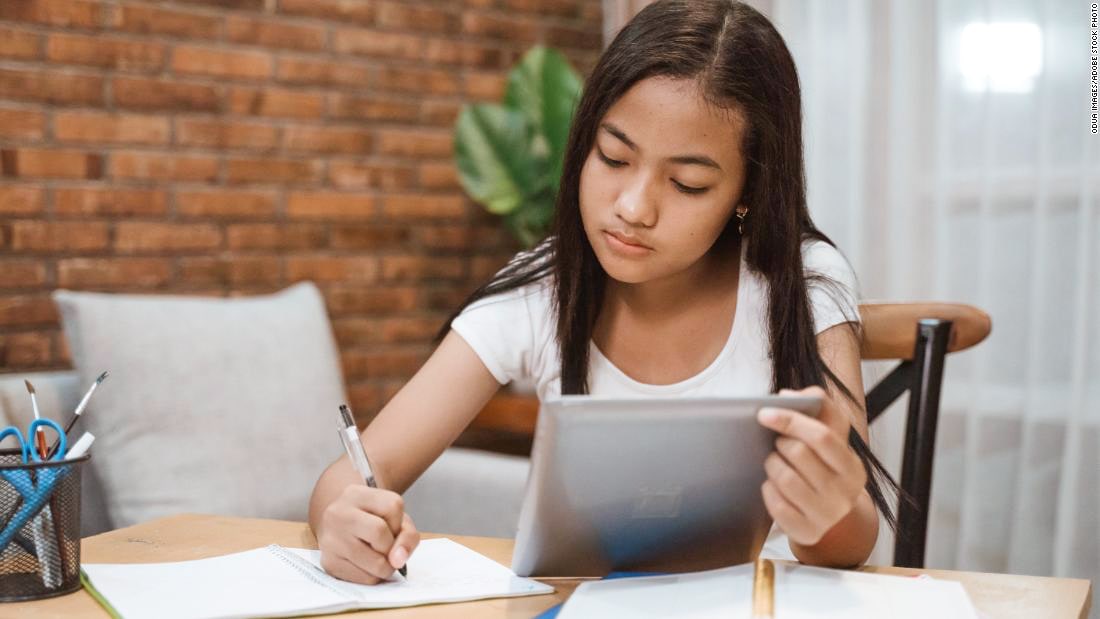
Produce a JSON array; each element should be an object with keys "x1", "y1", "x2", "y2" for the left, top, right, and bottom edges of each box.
[{"x1": 594, "y1": 252, "x2": 658, "y2": 284}]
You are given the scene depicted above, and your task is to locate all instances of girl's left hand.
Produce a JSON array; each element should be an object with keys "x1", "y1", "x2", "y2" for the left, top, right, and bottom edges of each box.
[{"x1": 756, "y1": 386, "x2": 868, "y2": 547}]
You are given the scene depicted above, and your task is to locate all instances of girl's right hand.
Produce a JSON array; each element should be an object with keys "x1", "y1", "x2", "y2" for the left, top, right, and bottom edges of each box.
[{"x1": 316, "y1": 485, "x2": 420, "y2": 584}]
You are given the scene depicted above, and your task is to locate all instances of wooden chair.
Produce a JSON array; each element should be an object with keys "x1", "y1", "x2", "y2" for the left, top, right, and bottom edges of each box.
[
  {"x1": 860, "y1": 302, "x2": 991, "y2": 568},
  {"x1": 461, "y1": 302, "x2": 993, "y2": 569}
]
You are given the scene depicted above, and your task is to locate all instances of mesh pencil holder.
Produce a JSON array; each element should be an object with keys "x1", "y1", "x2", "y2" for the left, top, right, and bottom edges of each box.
[{"x1": 0, "y1": 448, "x2": 87, "y2": 602}]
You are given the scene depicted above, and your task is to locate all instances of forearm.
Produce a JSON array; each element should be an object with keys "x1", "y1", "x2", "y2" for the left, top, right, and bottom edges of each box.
[{"x1": 789, "y1": 489, "x2": 879, "y2": 567}]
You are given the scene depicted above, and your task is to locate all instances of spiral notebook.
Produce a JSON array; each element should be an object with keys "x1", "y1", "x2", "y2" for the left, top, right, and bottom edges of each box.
[{"x1": 80, "y1": 538, "x2": 554, "y2": 619}]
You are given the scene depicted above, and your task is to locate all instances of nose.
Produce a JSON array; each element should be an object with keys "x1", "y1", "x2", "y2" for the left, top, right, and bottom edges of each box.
[{"x1": 612, "y1": 170, "x2": 658, "y2": 228}]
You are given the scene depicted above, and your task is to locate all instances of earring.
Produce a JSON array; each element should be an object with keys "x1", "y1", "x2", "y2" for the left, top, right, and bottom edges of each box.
[{"x1": 735, "y1": 205, "x2": 749, "y2": 235}]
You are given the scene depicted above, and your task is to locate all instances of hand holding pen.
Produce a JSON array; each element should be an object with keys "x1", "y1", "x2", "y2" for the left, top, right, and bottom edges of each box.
[{"x1": 336, "y1": 405, "x2": 412, "y2": 579}]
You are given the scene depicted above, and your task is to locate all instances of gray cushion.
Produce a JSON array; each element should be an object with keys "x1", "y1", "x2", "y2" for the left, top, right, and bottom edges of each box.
[{"x1": 52, "y1": 282, "x2": 347, "y2": 528}]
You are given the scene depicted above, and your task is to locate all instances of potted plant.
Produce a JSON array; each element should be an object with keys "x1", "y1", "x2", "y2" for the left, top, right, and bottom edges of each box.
[{"x1": 453, "y1": 46, "x2": 583, "y2": 248}]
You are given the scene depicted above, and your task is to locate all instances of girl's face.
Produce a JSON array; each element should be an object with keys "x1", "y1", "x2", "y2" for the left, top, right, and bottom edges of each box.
[{"x1": 579, "y1": 76, "x2": 749, "y2": 285}]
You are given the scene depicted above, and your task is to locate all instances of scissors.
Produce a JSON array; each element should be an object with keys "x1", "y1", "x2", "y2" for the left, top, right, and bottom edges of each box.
[{"x1": 0, "y1": 418, "x2": 68, "y2": 588}]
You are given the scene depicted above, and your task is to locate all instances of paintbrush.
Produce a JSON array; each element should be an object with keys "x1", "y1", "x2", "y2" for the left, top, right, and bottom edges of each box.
[
  {"x1": 46, "y1": 371, "x2": 107, "y2": 460},
  {"x1": 23, "y1": 379, "x2": 47, "y2": 459}
]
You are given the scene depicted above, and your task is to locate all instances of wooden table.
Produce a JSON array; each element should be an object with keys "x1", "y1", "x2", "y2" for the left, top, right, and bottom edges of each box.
[{"x1": 9, "y1": 513, "x2": 1093, "y2": 618}]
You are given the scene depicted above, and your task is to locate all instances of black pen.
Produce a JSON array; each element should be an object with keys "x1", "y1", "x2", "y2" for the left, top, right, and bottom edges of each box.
[{"x1": 337, "y1": 405, "x2": 407, "y2": 578}]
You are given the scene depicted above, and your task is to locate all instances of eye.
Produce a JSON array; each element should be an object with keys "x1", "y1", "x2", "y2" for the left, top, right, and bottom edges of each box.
[
  {"x1": 672, "y1": 180, "x2": 708, "y2": 195},
  {"x1": 596, "y1": 147, "x2": 626, "y2": 168}
]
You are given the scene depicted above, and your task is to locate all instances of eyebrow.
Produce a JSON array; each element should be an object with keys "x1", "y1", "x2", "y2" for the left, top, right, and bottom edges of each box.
[{"x1": 600, "y1": 122, "x2": 723, "y2": 171}]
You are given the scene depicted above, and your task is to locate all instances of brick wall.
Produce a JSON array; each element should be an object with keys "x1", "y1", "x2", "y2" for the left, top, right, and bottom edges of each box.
[{"x1": 0, "y1": 0, "x2": 602, "y2": 419}]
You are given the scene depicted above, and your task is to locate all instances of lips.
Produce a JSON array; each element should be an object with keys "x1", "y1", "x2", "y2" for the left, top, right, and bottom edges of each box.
[{"x1": 604, "y1": 230, "x2": 652, "y2": 250}]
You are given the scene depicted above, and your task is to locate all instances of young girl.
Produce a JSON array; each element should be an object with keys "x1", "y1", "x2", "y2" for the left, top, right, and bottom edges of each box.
[{"x1": 309, "y1": 0, "x2": 895, "y2": 584}]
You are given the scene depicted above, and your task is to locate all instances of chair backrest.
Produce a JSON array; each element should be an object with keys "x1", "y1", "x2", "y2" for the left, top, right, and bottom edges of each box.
[{"x1": 858, "y1": 302, "x2": 992, "y2": 569}]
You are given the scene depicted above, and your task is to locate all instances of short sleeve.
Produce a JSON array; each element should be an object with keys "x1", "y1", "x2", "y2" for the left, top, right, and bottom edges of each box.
[
  {"x1": 803, "y1": 240, "x2": 861, "y2": 334},
  {"x1": 449, "y1": 282, "x2": 550, "y2": 386}
]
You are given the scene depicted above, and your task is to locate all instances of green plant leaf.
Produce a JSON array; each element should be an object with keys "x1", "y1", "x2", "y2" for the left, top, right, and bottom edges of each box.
[
  {"x1": 454, "y1": 103, "x2": 547, "y2": 215},
  {"x1": 504, "y1": 46, "x2": 583, "y2": 195}
]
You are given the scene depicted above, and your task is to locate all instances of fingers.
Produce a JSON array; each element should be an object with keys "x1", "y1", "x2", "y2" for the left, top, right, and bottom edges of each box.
[
  {"x1": 344, "y1": 486, "x2": 406, "y2": 536},
  {"x1": 389, "y1": 513, "x2": 420, "y2": 570},
  {"x1": 764, "y1": 452, "x2": 816, "y2": 512},
  {"x1": 321, "y1": 551, "x2": 388, "y2": 585},
  {"x1": 761, "y1": 479, "x2": 816, "y2": 545},
  {"x1": 757, "y1": 405, "x2": 849, "y2": 472},
  {"x1": 775, "y1": 436, "x2": 832, "y2": 491}
]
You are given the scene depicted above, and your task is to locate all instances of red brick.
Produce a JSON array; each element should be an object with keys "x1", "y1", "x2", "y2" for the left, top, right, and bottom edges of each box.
[
  {"x1": 332, "y1": 317, "x2": 378, "y2": 346},
  {"x1": 115, "y1": 222, "x2": 223, "y2": 253},
  {"x1": 276, "y1": 57, "x2": 370, "y2": 87},
  {"x1": 172, "y1": 45, "x2": 272, "y2": 81},
  {"x1": 226, "y1": 16, "x2": 327, "y2": 51},
  {"x1": 57, "y1": 257, "x2": 172, "y2": 288},
  {"x1": 503, "y1": 0, "x2": 580, "y2": 17},
  {"x1": 461, "y1": 13, "x2": 539, "y2": 42},
  {"x1": 10, "y1": 221, "x2": 109, "y2": 252},
  {"x1": 375, "y1": 2, "x2": 457, "y2": 33},
  {"x1": 177, "y1": 189, "x2": 277, "y2": 219},
  {"x1": 421, "y1": 285, "x2": 471, "y2": 311},
  {"x1": 324, "y1": 286, "x2": 418, "y2": 315},
  {"x1": 286, "y1": 191, "x2": 376, "y2": 220},
  {"x1": 226, "y1": 157, "x2": 321, "y2": 184},
  {"x1": 420, "y1": 100, "x2": 462, "y2": 126},
  {"x1": 376, "y1": 129, "x2": 452, "y2": 157},
  {"x1": 1, "y1": 148, "x2": 103, "y2": 180},
  {"x1": 413, "y1": 226, "x2": 474, "y2": 251},
  {"x1": 0, "y1": 26, "x2": 41, "y2": 60},
  {"x1": 172, "y1": 0, "x2": 264, "y2": 9},
  {"x1": 110, "y1": 152, "x2": 218, "y2": 182},
  {"x1": 471, "y1": 254, "x2": 515, "y2": 280},
  {"x1": 110, "y1": 4, "x2": 221, "y2": 39},
  {"x1": 328, "y1": 161, "x2": 416, "y2": 190},
  {"x1": 381, "y1": 255, "x2": 464, "y2": 281},
  {"x1": 418, "y1": 162, "x2": 461, "y2": 190},
  {"x1": 112, "y1": 77, "x2": 219, "y2": 111},
  {"x1": 181, "y1": 256, "x2": 281, "y2": 288},
  {"x1": 0, "y1": 331, "x2": 53, "y2": 367},
  {"x1": 343, "y1": 348, "x2": 426, "y2": 379},
  {"x1": 227, "y1": 256, "x2": 282, "y2": 287},
  {"x1": 547, "y1": 25, "x2": 601, "y2": 51},
  {"x1": 464, "y1": 71, "x2": 507, "y2": 100},
  {"x1": 0, "y1": 296, "x2": 57, "y2": 327},
  {"x1": 0, "y1": 0, "x2": 102, "y2": 28},
  {"x1": 327, "y1": 94, "x2": 418, "y2": 122},
  {"x1": 175, "y1": 118, "x2": 279, "y2": 151},
  {"x1": 374, "y1": 66, "x2": 459, "y2": 95},
  {"x1": 423, "y1": 39, "x2": 503, "y2": 68},
  {"x1": 47, "y1": 33, "x2": 165, "y2": 72},
  {"x1": 0, "y1": 108, "x2": 46, "y2": 140},
  {"x1": 0, "y1": 68, "x2": 103, "y2": 106},
  {"x1": 330, "y1": 225, "x2": 410, "y2": 250},
  {"x1": 377, "y1": 317, "x2": 441, "y2": 343},
  {"x1": 382, "y1": 193, "x2": 467, "y2": 219},
  {"x1": 226, "y1": 224, "x2": 327, "y2": 251},
  {"x1": 55, "y1": 187, "x2": 168, "y2": 217},
  {"x1": 0, "y1": 186, "x2": 44, "y2": 215},
  {"x1": 0, "y1": 260, "x2": 47, "y2": 288},
  {"x1": 228, "y1": 87, "x2": 324, "y2": 118},
  {"x1": 286, "y1": 256, "x2": 379, "y2": 283},
  {"x1": 333, "y1": 29, "x2": 422, "y2": 60},
  {"x1": 282, "y1": 125, "x2": 372, "y2": 155},
  {"x1": 55, "y1": 112, "x2": 170, "y2": 145},
  {"x1": 278, "y1": 0, "x2": 375, "y2": 25}
]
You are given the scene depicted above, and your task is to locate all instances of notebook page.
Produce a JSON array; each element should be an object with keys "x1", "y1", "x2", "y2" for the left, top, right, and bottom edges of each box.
[
  {"x1": 558, "y1": 562, "x2": 979, "y2": 619},
  {"x1": 81, "y1": 547, "x2": 350, "y2": 619},
  {"x1": 281, "y1": 538, "x2": 555, "y2": 608}
]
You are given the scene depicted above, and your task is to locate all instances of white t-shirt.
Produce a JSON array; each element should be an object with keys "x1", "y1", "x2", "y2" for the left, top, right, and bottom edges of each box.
[{"x1": 450, "y1": 238, "x2": 861, "y2": 560}]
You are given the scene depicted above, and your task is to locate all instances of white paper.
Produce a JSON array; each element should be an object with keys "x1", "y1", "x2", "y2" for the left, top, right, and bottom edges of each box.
[
  {"x1": 557, "y1": 562, "x2": 979, "y2": 619},
  {"x1": 81, "y1": 538, "x2": 553, "y2": 619}
]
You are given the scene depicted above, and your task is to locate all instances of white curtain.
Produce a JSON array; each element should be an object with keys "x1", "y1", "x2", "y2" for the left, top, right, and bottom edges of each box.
[{"x1": 605, "y1": 0, "x2": 1100, "y2": 589}]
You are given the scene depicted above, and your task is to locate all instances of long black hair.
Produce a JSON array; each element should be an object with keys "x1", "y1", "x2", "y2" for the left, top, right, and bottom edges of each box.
[{"x1": 440, "y1": 0, "x2": 899, "y2": 528}]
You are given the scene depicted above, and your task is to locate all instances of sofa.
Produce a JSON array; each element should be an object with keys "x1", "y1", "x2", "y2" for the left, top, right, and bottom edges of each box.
[{"x1": 0, "y1": 283, "x2": 530, "y2": 540}]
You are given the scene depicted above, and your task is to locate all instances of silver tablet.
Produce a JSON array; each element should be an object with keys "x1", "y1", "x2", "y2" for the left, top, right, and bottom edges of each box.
[{"x1": 510, "y1": 395, "x2": 822, "y2": 577}]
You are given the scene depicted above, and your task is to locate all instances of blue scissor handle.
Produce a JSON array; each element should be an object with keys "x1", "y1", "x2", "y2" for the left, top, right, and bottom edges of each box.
[
  {"x1": 0, "y1": 426, "x2": 31, "y2": 463},
  {"x1": 26, "y1": 418, "x2": 65, "y2": 462}
]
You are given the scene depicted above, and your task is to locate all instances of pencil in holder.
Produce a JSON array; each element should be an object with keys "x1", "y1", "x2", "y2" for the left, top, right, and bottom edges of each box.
[{"x1": 0, "y1": 448, "x2": 87, "y2": 602}]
